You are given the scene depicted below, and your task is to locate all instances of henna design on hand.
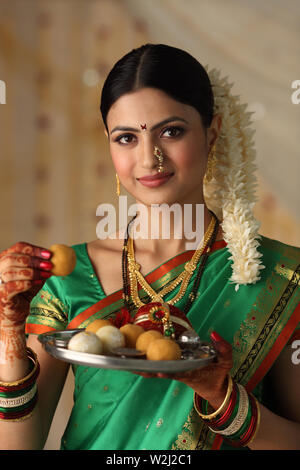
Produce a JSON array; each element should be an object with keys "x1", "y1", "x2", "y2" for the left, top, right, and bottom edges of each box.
[
  {"x1": 0, "y1": 324, "x2": 27, "y2": 364},
  {"x1": 0, "y1": 241, "x2": 53, "y2": 327}
]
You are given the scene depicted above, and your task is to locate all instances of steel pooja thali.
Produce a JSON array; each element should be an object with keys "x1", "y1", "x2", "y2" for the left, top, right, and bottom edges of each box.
[{"x1": 38, "y1": 329, "x2": 217, "y2": 374}]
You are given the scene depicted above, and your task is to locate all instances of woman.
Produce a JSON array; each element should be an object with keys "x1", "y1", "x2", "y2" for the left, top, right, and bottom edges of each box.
[{"x1": 0, "y1": 44, "x2": 299, "y2": 450}]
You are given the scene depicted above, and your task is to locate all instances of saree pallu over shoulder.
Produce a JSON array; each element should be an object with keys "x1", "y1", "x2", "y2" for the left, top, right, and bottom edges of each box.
[{"x1": 171, "y1": 236, "x2": 300, "y2": 450}]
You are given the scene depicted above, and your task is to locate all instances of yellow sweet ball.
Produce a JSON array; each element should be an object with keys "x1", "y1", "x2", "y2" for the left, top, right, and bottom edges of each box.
[
  {"x1": 86, "y1": 319, "x2": 111, "y2": 333},
  {"x1": 49, "y1": 244, "x2": 76, "y2": 276},
  {"x1": 146, "y1": 338, "x2": 182, "y2": 361},
  {"x1": 135, "y1": 330, "x2": 163, "y2": 353},
  {"x1": 119, "y1": 324, "x2": 145, "y2": 348}
]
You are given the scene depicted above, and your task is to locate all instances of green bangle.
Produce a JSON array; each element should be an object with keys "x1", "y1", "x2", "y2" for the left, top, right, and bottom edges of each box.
[
  {"x1": 0, "y1": 381, "x2": 35, "y2": 399},
  {"x1": 0, "y1": 384, "x2": 37, "y2": 413}
]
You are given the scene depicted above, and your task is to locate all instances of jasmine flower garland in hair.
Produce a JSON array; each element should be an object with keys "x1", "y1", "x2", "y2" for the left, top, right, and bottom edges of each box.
[{"x1": 203, "y1": 68, "x2": 264, "y2": 290}]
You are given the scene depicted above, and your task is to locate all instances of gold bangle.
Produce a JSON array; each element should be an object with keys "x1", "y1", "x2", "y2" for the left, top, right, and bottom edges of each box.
[
  {"x1": 245, "y1": 395, "x2": 261, "y2": 446},
  {"x1": 0, "y1": 408, "x2": 36, "y2": 422},
  {"x1": 0, "y1": 347, "x2": 38, "y2": 387},
  {"x1": 194, "y1": 374, "x2": 233, "y2": 421}
]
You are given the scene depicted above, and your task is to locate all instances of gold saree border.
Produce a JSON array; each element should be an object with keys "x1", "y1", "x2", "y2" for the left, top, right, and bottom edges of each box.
[
  {"x1": 232, "y1": 265, "x2": 299, "y2": 385},
  {"x1": 26, "y1": 288, "x2": 69, "y2": 335}
]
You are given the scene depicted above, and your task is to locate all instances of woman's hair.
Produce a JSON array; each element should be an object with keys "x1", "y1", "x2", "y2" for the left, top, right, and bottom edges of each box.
[{"x1": 100, "y1": 43, "x2": 214, "y2": 131}]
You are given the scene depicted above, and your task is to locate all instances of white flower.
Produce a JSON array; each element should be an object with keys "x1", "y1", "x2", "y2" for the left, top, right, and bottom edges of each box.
[{"x1": 203, "y1": 67, "x2": 264, "y2": 288}]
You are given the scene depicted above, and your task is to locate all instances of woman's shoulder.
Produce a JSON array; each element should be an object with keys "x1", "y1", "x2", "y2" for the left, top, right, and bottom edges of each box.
[
  {"x1": 259, "y1": 235, "x2": 300, "y2": 265},
  {"x1": 258, "y1": 235, "x2": 299, "y2": 301},
  {"x1": 68, "y1": 237, "x2": 123, "y2": 269},
  {"x1": 83, "y1": 234, "x2": 124, "y2": 259}
]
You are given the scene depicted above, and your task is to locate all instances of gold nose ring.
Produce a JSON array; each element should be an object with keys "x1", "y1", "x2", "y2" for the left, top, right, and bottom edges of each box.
[{"x1": 154, "y1": 146, "x2": 164, "y2": 173}]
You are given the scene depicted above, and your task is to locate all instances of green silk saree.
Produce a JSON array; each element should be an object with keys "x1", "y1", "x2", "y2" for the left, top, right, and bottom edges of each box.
[{"x1": 26, "y1": 236, "x2": 300, "y2": 450}]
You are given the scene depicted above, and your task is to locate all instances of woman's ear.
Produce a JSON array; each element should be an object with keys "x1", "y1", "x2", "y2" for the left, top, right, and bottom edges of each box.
[{"x1": 207, "y1": 113, "x2": 222, "y2": 147}]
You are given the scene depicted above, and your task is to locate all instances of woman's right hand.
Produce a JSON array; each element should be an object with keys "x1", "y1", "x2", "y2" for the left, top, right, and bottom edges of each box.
[{"x1": 0, "y1": 241, "x2": 53, "y2": 327}]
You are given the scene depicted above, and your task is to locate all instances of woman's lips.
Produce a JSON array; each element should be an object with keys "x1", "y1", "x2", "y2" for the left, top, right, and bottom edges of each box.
[{"x1": 137, "y1": 172, "x2": 174, "y2": 188}]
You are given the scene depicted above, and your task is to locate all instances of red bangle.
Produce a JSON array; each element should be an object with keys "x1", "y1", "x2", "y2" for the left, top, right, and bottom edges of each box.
[{"x1": 209, "y1": 381, "x2": 238, "y2": 429}]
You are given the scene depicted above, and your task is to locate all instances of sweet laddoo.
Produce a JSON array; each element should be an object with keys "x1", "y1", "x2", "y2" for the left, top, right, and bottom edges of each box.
[
  {"x1": 95, "y1": 325, "x2": 125, "y2": 354},
  {"x1": 50, "y1": 244, "x2": 76, "y2": 276},
  {"x1": 135, "y1": 330, "x2": 163, "y2": 353},
  {"x1": 86, "y1": 319, "x2": 111, "y2": 333},
  {"x1": 119, "y1": 324, "x2": 145, "y2": 348},
  {"x1": 68, "y1": 331, "x2": 103, "y2": 354},
  {"x1": 146, "y1": 338, "x2": 182, "y2": 361}
]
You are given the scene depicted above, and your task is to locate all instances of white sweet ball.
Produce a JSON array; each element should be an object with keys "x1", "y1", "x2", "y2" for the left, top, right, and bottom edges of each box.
[
  {"x1": 95, "y1": 325, "x2": 125, "y2": 354},
  {"x1": 68, "y1": 331, "x2": 103, "y2": 354}
]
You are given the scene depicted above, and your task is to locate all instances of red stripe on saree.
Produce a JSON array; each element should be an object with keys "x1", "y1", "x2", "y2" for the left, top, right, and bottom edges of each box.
[{"x1": 26, "y1": 324, "x2": 57, "y2": 334}]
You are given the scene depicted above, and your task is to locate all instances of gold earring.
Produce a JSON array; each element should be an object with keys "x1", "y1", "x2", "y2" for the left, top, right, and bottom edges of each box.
[
  {"x1": 204, "y1": 144, "x2": 216, "y2": 182},
  {"x1": 154, "y1": 146, "x2": 164, "y2": 173},
  {"x1": 116, "y1": 173, "x2": 120, "y2": 196}
]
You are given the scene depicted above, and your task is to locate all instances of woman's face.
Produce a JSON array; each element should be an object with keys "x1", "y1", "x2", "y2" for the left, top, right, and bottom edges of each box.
[{"x1": 105, "y1": 87, "x2": 220, "y2": 207}]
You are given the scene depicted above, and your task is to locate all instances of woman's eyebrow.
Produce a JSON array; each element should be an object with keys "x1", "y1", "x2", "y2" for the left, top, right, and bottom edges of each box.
[{"x1": 110, "y1": 116, "x2": 189, "y2": 135}]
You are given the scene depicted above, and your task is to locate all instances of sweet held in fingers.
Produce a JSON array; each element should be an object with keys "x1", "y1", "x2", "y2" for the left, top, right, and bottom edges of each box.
[{"x1": 48, "y1": 244, "x2": 76, "y2": 276}]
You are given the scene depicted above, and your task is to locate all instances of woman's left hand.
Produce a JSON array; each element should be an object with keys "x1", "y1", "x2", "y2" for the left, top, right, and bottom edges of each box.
[{"x1": 135, "y1": 331, "x2": 233, "y2": 410}]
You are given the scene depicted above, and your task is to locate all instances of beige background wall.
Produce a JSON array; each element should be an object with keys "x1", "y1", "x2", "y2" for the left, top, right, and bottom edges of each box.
[{"x1": 0, "y1": 0, "x2": 299, "y2": 450}]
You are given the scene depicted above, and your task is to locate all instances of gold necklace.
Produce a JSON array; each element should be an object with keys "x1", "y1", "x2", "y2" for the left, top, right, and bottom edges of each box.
[{"x1": 127, "y1": 215, "x2": 217, "y2": 309}]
